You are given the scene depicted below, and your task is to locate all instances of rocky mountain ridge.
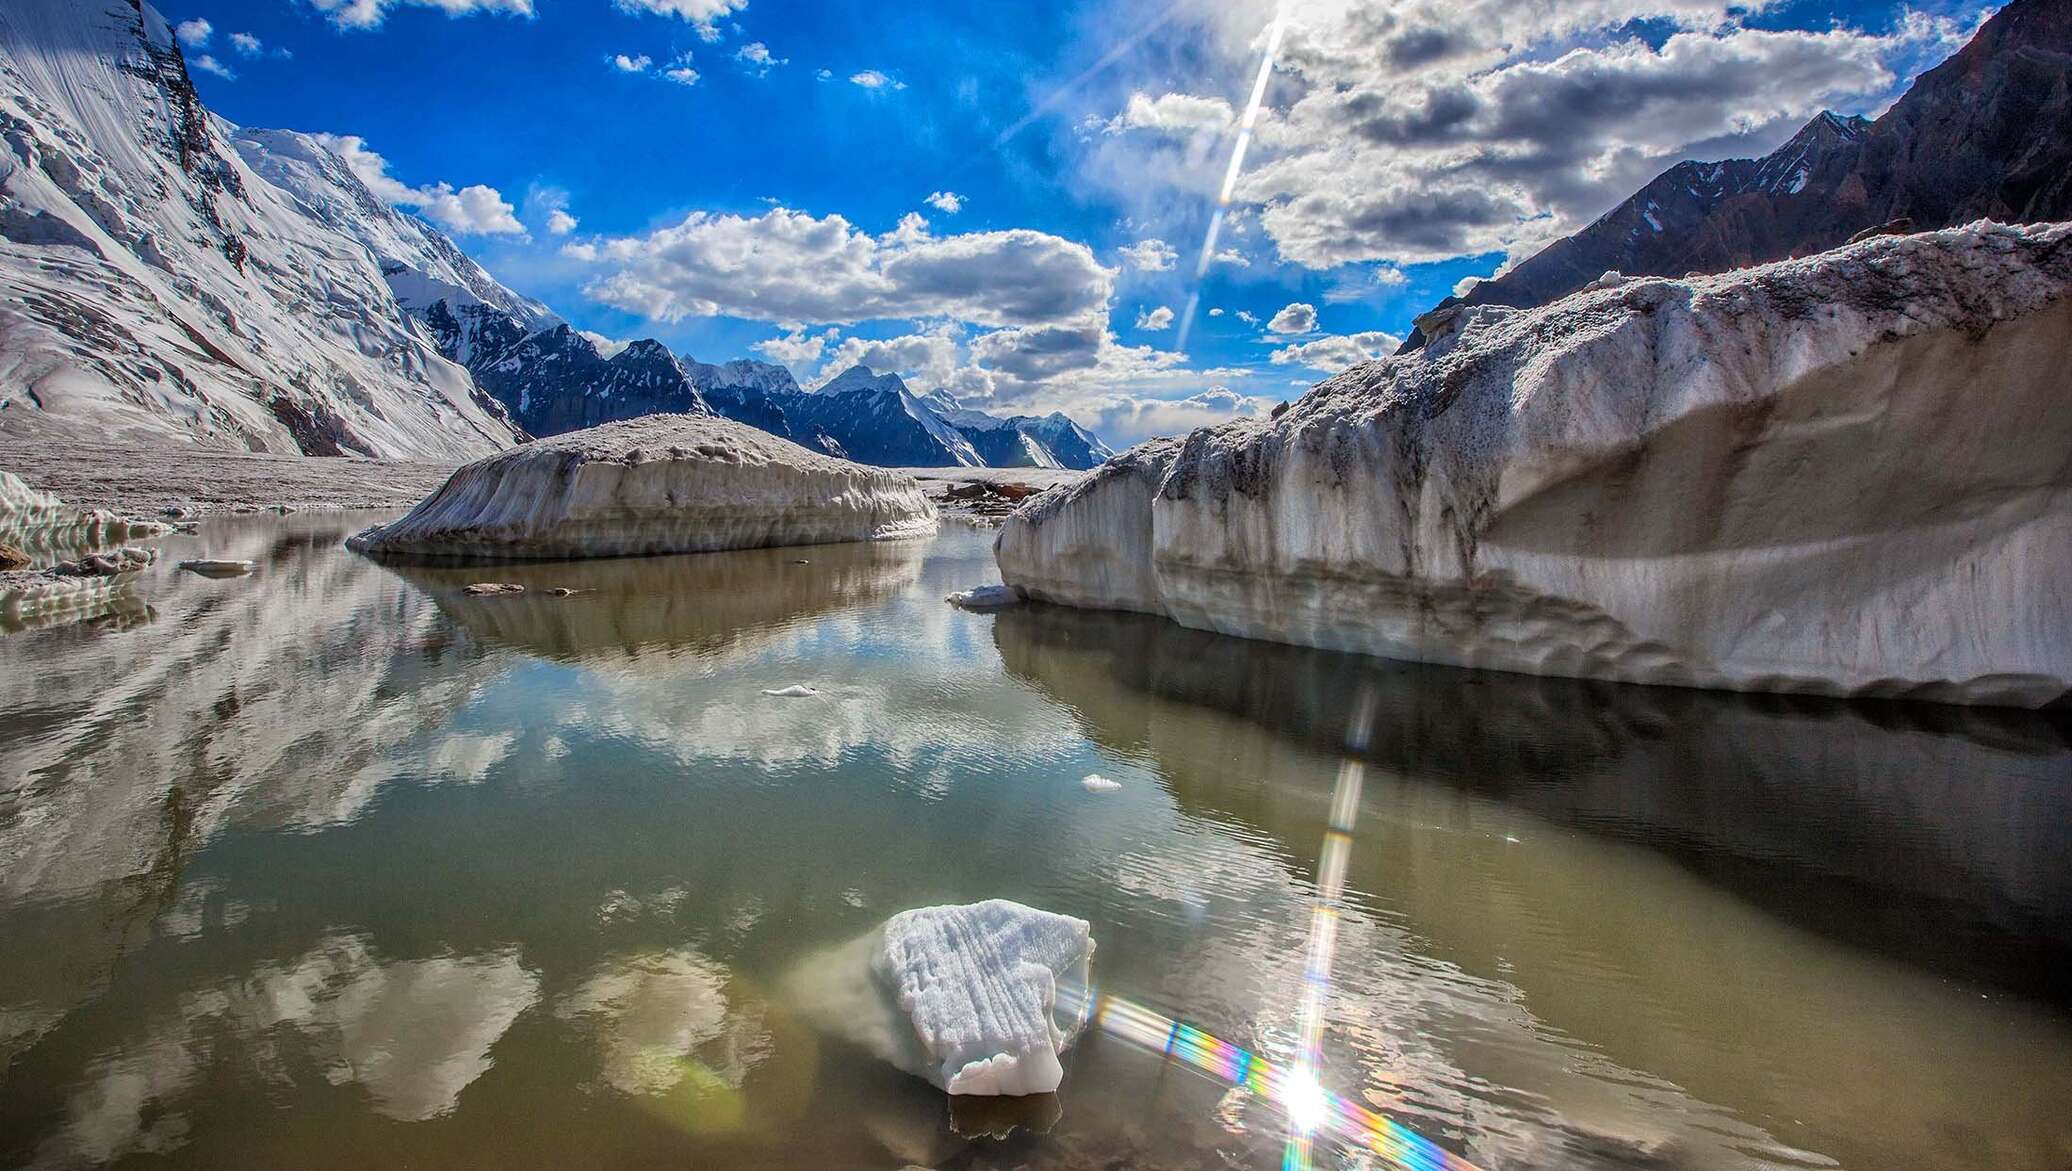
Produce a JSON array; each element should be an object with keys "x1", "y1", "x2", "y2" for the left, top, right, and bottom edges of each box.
[{"x1": 1419, "y1": 0, "x2": 2072, "y2": 336}]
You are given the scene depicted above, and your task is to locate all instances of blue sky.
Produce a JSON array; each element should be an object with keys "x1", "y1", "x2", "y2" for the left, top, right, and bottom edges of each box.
[{"x1": 171, "y1": 0, "x2": 1996, "y2": 444}]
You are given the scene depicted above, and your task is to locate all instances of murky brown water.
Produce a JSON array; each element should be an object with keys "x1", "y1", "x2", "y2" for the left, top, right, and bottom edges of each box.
[{"x1": 2, "y1": 515, "x2": 2068, "y2": 1170}]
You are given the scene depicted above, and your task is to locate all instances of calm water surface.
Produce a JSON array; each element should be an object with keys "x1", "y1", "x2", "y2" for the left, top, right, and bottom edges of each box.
[{"x1": 1, "y1": 515, "x2": 2069, "y2": 1170}]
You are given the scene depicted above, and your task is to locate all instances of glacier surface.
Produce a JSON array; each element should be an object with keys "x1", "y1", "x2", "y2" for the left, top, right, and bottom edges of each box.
[
  {"x1": 348, "y1": 414, "x2": 938, "y2": 561},
  {"x1": 999, "y1": 222, "x2": 2072, "y2": 707}
]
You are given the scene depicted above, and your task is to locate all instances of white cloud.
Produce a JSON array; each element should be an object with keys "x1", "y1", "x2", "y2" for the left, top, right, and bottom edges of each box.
[
  {"x1": 663, "y1": 52, "x2": 700, "y2": 85},
  {"x1": 1236, "y1": 310, "x2": 1259, "y2": 325},
  {"x1": 578, "y1": 205, "x2": 1114, "y2": 328},
  {"x1": 752, "y1": 325, "x2": 836, "y2": 369},
  {"x1": 613, "y1": 0, "x2": 745, "y2": 42},
  {"x1": 924, "y1": 191, "x2": 963, "y2": 214},
  {"x1": 809, "y1": 327, "x2": 964, "y2": 389},
  {"x1": 229, "y1": 31, "x2": 263, "y2": 56},
  {"x1": 815, "y1": 68, "x2": 832, "y2": 80},
  {"x1": 174, "y1": 18, "x2": 212, "y2": 47},
  {"x1": 579, "y1": 330, "x2": 631, "y2": 359},
  {"x1": 1268, "y1": 330, "x2": 1402, "y2": 373},
  {"x1": 1087, "y1": 387, "x2": 1272, "y2": 447},
  {"x1": 1207, "y1": 307, "x2": 1225, "y2": 317},
  {"x1": 1134, "y1": 305, "x2": 1174, "y2": 331},
  {"x1": 735, "y1": 42, "x2": 786, "y2": 74},
  {"x1": 546, "y1": 208, "x2": 579, "y2": 235},
  {"x1": 1211, "y1": 248, "x2": 1249, "y2": 268},
  {"x1": 308, "y1": 0, "x2": 534, "y2": 32},
  {"x1": 313, "y1": 134, "x2": 526, "y2": 236},
  {"x1": 192, "y1": 55, "x2": 236, "y2": 79},
  {"x1": 611, "y1": 53, "x2": 653, "y2": 72},
  {"x1": 1118, "y1": 238, "x2": 1177, "y2": 271},
  {"x1": 849, "y1": 70, "x2": 905, "y2": 90},
  {"x1": 1453, "y1": 275, "x2": 1485, "y2": 298},
  {"x1": 1267, "y1": 302, "x2": 1317, "y2": 334},
  {"x1": 1105, "y1": 91, "x2": 1235, "y2": 136}
]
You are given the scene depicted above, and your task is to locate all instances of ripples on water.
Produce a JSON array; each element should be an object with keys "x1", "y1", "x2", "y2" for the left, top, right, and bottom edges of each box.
[{"x1": 0, "y1": 515, "x2": 2068, "y2": 1170}]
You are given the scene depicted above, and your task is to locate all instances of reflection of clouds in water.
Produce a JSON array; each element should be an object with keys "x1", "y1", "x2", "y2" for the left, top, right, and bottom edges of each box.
[
  {"x1": 426, "y1": 731, "x2": 517, "y2": 784},
  {"x1": 554, "y1": 950, "x2": 769, "y2": 1097},
  {"x1": 0, "y1": 515, "x2": 508, "y2": 903},
  {"x1": 34, "y1": 936, "x2": 538, "y2": 1166}
]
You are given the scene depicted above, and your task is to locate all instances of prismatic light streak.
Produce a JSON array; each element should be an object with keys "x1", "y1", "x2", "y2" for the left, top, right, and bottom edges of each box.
[
  {"x1": 1074, "y1": 687, "x2": 1480, "y2": 1171},
  {"x1": 1177, "y1": 0, "x2": 1288, "y2": 352}
]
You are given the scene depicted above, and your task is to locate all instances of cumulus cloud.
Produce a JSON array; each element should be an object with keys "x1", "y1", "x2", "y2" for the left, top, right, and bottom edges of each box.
[
  {"x1": 1087, "y1": 387, "x2": 1273, "y2": 447},
  {"x1": 1235, "y1": 310, "x2": 1259, "y2": 325},
  {"x1": 850, "y1": 70, "x2": 904, "y2": 90},
  {"x1": 614, "y1": 0, "x2": 744, "y2": 42},
  {"x1": 925, "y1": 191, "x2": 963, "y2": 214},
  {"x1": 314, "y1": 134, "x2": 526, "y2": 236},
  {"x1": 1079, "y1": 3, "x2": 1971, "y2": 271},
  {"x1": 1208, "y1": 307, "x2": 1225, "y2": 317},
  {"x1": 1106, "y1": 91, "x2": 1235, "y2": 136},
  {"x1": 229, "y1": 32, "x2": 262, "y2": 55},
  {"x1": 1267, "y1": 302, "x2": 1317, "y2": 334},
  {"x1": 576, "y1": 205, "x2": 1113, "y2": 328},
  {"x1": 191, "y1": 54, "x2": 235, "y2": 79},
  {"x1": 1269, "y1": 330, "x2": 1401, "y2": 373},
  {"x1": 174, "y1": 19, "x2": 211, "y2": 47},
  {"x1": 579, "y1": 330, "x2": 631, "y2": 359},
  {"x1": 1118, "y1": 238, "x2": 1177, "y2": 271},
  {"x1": 611, "y1": 53, "x2": 653, "y2": 72},
  {"x1": 663, "y1": 53, "x2": 700, "y2": 85},
  {"x1": 1134, "y1": 305, "x2": 1174, "y2": 331},
  {"x1": 809, "y1": 327, "x2": 964, "y2": 389},
  {"x1": 546, "y1": 209, "x2": 579, "y2": 235},
  {"x1": 735, "y1": 42, "x2": 786, "y2": 74},
  {"x1": 307, "y1": 0, "x2": 534, "y2": 32},
  {"x1": 752, "y1": 325, "x2": 835, "y2": 369}
]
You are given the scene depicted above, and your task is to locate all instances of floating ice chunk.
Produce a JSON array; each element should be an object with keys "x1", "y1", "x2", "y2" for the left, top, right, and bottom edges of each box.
[
  {"x1": 179, "y1": 559, "x2": 256, "y2": 577},
  {"x1": 945, "y1": 584, "x2": 1023, "y2": 611},
  {"x1": 761, "y1": 684, "x2": 819, "y2": 697},
  {"x1": 1081, "y1": 774, "x2": 1120, "y2": 793},
  {"x1": 783, "y1": 900, "x2": 1094, "y2": 1096}
]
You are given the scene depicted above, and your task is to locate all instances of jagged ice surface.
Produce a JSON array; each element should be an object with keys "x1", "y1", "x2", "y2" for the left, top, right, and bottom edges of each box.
[{"x1": 999, "y1": 222, "x2": 2072, "y2": 707}]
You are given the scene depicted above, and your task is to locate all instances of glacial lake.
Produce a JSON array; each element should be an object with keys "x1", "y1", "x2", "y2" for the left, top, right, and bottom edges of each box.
[{"x1": 2, "y1": 515, "x2": 2069, "y2": 1170}]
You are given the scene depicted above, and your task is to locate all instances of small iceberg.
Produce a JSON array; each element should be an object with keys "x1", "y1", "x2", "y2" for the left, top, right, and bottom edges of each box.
[
  {"x1": 178, "y1": 559, "x2": 255, "y2": 578},
  {"x1": 784, "y1": 899, "x2": 1094, "y2": 1097},
  {"x1": 945, "y1": 584, "x2": 1023, "y2": 611},
  {"x1": 1081, "y1": 774, "x2": 1120, "y2": 793},
  {"x1": 761, "y1": 684, "x2": 819, "y2": 698}
]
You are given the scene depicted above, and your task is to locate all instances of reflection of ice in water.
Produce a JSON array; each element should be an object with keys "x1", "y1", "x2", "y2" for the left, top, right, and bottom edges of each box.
[
  {"x1": 554, "y1": 950, "x2": 769, "y2": 1097},
  {"x1": 36, "y1": 936, "x2": 539, "y2": 1165}
]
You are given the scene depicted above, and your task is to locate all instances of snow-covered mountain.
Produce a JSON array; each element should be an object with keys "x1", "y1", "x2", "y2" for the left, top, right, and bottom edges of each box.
[
  {"x1": 0, "y1": 0, "x2": 521, "y2": 459},
  {"x1": 0, "y1": 0, "x2": 1113, "y2": 470},
  {"x1": 925, "y1": 392, "x2": 1114, "y2": 469}
]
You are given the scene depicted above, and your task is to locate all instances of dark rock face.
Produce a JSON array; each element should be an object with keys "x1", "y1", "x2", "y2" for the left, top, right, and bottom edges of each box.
[
  {"x1": 421, "y1": 317, "x2": 714, "y2": 439},
  {"x1": 1423, "y1": 0, "x2": 2072, "y2": 332}
]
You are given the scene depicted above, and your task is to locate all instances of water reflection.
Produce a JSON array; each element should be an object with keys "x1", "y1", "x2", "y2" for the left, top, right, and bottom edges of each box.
[
  {"x1": 0, "y1": 522, "x2": 2067, "y2": 1171},
  {"x1": 993, "y1": 603, "x2": 2072, "y2": 1169}
]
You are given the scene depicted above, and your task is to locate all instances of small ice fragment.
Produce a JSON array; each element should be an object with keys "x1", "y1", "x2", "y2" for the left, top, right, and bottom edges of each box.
[
  {"x1": 1081, "y1": 774, "x2": 1120, "y2": 793},
  {"x1": 783, "y1": 899, "x2": 1094, "y2": 1097},
  {"x1": 761, "y1": 684, "x2": 819, "y2": 697},
  {"x1": 946, "y1": 584, "x2": 1023, "y2": 611},
  {"x1": 462, "y1": 582, "x2": 525, "y2": 596},
  {"x1": 178, "y1": 559, "x2": 255, "y2": 577}
]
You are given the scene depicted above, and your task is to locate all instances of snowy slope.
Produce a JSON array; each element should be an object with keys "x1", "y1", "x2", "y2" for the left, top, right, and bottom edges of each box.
[{"x1": 0, "y1": 0, "x2": 520, "y2": 459}]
